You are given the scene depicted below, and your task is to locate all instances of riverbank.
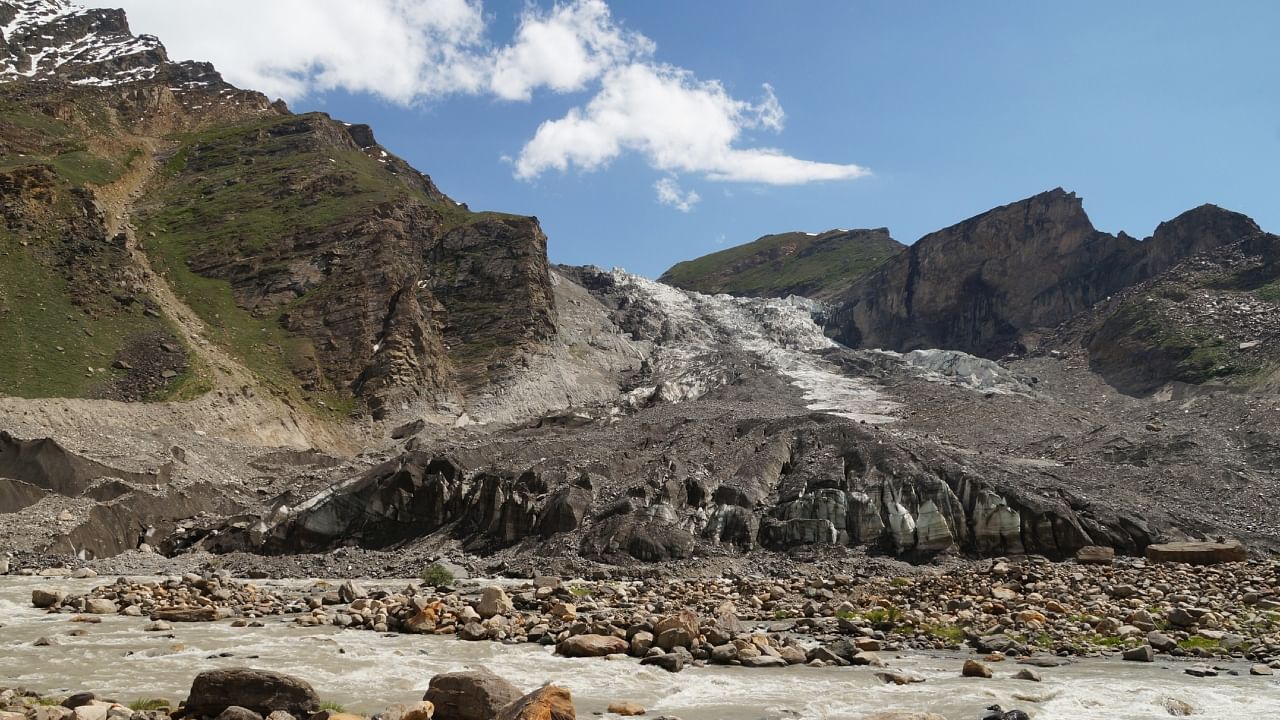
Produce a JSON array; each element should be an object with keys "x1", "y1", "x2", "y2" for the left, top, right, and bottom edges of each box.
[
  {"x1": 5, "y1": 554, "x2": 1280, "y2": 718},
  {"x1": 1, "y1": 574, "x2": 1277, "y2": 720},
  {"x1": 18, "y1": 554, "x2": 1280, "y2": 664}
]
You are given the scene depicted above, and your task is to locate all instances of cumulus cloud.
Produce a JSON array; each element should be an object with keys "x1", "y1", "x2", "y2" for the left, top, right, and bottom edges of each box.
[
  {"x1": 514, "y1": 64, "x2": 869, "y2": 185},
  {"x1": 654, "y1": 177, "x2": 700, "y2": 212},
  {"x1": 103, "y1": 0, "x2": 869, "y2": 191},
  {"x1": 112, "y1": 0, "x2": 490, "y2": 104},
  {"x1": 490, "y1": 0, "x2": 653, "y2": 101}
]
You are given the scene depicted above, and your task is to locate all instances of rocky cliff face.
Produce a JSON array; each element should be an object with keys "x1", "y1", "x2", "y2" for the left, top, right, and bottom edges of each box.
[
  {"x1": 660, "y1": 228, "x2": 904, "y2": 301},
  {"x1": 828, "y1": 189, "x2": 1149, "y2": 356},
  {"x1": 0, "y1": 0, "x2": 557, "y2": 418},
  {"x1": 826, "y1": 189, "x2": 1263, "y2": 359},
  {"x1": 1077, "y1": 215, "x2": 1280, "y2": 394},
  {"x1": 137, "y1": 110, "x2": 556, "y2": 416}
]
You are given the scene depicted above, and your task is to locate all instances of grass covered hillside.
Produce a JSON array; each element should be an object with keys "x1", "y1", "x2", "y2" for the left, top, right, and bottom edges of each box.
[
  {"x1": 0, "y1": 89, "x2": 191, "y2": 400},
  {"x1": 136, "y1": 110, "x2": 555, "y2": 417},
  {"x1": 660, "y1": 228, "x2": 904, "y2": 301}
]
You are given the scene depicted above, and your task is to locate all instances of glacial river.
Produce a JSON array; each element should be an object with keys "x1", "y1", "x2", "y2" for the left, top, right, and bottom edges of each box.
[{"x1": 2, "y1": 578, "x2": 1277, "y2": 720}]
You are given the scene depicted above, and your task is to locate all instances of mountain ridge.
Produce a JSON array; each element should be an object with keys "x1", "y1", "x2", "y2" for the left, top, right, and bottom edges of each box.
[{"x1": 659, "y1": 227, "x2": 904, "y2": 301}]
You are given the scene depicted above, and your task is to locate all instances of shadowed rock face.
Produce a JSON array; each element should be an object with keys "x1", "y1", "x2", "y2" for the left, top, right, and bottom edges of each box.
[
  {"x1": 829, "y1": 189, "x2": 1141, "y2": 356},
  {"x1": 210, "y1": 413, "x2": 1153, "y2": 563},
  {"x1": 827, "y1": 189, "x2": 1253, "y2": 358}
]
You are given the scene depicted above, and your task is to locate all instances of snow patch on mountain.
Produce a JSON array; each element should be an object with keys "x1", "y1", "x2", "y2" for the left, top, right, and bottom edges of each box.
[{"x1": 1, "y1": 0, "x2": 163, "y2": 85}]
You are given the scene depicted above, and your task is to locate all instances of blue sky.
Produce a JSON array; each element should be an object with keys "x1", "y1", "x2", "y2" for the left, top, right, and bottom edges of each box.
[{"x1": 112, "y1": 0, "x2": 1280, "y2": 277}]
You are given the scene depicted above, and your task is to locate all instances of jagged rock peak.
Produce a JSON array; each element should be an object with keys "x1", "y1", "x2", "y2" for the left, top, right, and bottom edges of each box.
[{"x1": 0, "y1": 0, "x2": 225, "y2": 89}]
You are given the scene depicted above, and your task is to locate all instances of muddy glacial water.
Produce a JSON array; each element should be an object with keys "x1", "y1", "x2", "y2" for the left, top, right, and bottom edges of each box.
[{"x1": 2, "y1": 578, "x2": 1278, "y2": 720}]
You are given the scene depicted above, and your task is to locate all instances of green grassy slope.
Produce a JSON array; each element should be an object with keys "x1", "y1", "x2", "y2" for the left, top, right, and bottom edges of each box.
[
  {"x1": 659, "y1": 228, "x2": 904, "y2": 300},
  {"x1": 0, "y1": 97, "x2": 181, "y2": 399}
]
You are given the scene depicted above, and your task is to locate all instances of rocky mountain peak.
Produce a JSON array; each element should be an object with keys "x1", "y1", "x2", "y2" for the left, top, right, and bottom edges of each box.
[
  {"x1": 1147, "y1": 203, "x2": 1263, "y2": 268},
  {"x1": 0, "y1": 0, "x2": 227, "y2": 89},
  {"x1": 826, "y1": 188, "x2": 1269, "y2": 358}
]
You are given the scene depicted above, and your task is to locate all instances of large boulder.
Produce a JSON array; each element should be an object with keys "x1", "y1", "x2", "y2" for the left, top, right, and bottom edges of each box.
[
  {"x1": 556, "y1": 634, "x2": 628, "y2": 657},
  {"x1": 423, "y1": 668, "x2": 523, "y2": 720},
  {"x1": 182, "y1": 668, "x2": 320, "y2": 719},
  {"x1": 32, "y1": 587, "x2": 64, "y2": 608},
  {"x1": 153, "y1": 607, "x2": 220, "y2": 622},
  {"x1": 475, "y1": 586, "x2": 514, "y2": 619},
  {"x1": 495, "y1": 685, "x2": 574, "y2": 720},
  {"x1": 1145, "y1": 541, "x2": 1246, "y2": 565},
  {"x1": 85, "y1": 599, "x2": 117, "y2": 614}
]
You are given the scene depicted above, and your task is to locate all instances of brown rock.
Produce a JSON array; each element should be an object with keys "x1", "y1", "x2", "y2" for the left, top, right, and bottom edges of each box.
[
  {"x1": 182, "y1": 668, "x2": 320, "y2": 718},
  {"x1": 962, "y1": 659, "x2": 992, "y2": 678},
  {"x1": 1075, "y1": 546, "x2": 1115, "y2": 565},
  {"x1": 399, "y1": 703, "x2": 435, "y2": 720},
  {"x1": 605, "y1": 702, "x2": 644, "y2": 716},
  {"x1": 1145, "y1": 541, "x2": 1247, "y2": 565},
  {"x1": 557, "y1": 634, "x2": 628, "y2": 658},
  {"x1": 423, "y1": 667, "x2": 522, "y2": 720},
  {"x1": 495, "y1": 685, "x2": 574, "y2": 720},
  {"x1": 476, "y1": 586, "x2": 514, "y2": 619},
  {"x1": 153, "y1": 607, "x2": 219, "y2": 622}
]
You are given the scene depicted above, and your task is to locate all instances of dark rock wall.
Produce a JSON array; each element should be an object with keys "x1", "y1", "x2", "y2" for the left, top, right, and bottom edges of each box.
[{"x1": 828, "y1": 190, "x2": 1254, "y2": 358}]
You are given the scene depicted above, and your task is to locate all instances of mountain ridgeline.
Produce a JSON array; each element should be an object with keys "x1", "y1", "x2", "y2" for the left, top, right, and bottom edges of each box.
[
  {"x1": 668, "y1": 189, "x2": 1278, "y2": 395},
  {"x1": 659, "y1": 227, "x2": 904, "y2": 301},
  {"x1": 0, "y1": 0, "x2": 555, "y2": 417},
  {"x1": 3, "y1": 0, "x2": 1279, "y2": 571}
]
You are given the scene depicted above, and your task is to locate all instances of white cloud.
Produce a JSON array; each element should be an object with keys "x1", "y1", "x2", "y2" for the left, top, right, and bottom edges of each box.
[
  {"x1": 111, "y1": 0, "x2": 490, "y2": 104},
  {"x1": 654, "y1": 177, "x2": 700, "y2": 212},
  {"x1": 490, "y1": 0, "x2": 653, "y2": 101},
  {"x1": 514, "y1": 64, "x2": 869, "y2": 185},
  {"x1": 99, "y1": 0, "x2": 870, "y2": 187}
]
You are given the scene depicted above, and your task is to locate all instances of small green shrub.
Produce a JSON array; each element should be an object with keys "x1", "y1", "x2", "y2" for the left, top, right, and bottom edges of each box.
[
  {"x1": 319, "y1": 701, "x2": 346, "y2": 713},
  {"x1": 128, "y1": 699, "x2": 170, "y2": 711},
  {"x1": 418, "y1": 563, "x2": 455, "y2": 587}
]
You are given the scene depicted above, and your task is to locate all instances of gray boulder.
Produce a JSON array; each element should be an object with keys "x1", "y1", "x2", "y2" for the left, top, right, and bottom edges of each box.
[
  {"x1": 423, "y1": 667, "x2": 523, "y2": 720},
  {"x1": 183, "y1": 668, "x2": 320, "y2": 718}
]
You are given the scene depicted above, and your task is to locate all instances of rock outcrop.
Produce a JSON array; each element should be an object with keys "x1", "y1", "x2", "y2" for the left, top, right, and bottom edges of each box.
[
  {"x1": 423, "y1": 668, "x2": 523, "y2": 720},
  {"x1": 182, "y1": 668, "x2": 319, "y2": 719},
  {"x1": 660, "y1": 227, "x2": 904, "y2": 301},
  {"x1": 1080, "y1": 218, "x2": 1280, "y2": 394},
  {"x1": 827, "y1": 189, "x2": 1250, "y2": 358}
]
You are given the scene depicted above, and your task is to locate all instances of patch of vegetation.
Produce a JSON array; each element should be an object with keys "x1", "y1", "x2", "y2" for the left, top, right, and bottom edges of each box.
[
  {"x1": 773, "y1": 609, "x2": 796, "y2": 620},
  {"x1": 891, "y1": 577, "x2": 913, "y2": 587},
  {"x1": 1086, "y1": 634, "x2": 1131, "y2": 648},
  {"x1": 567, "y1": 585, "x2": 593, "y2": 598},
  {"x1": 1178, "y1": 635, "x2": 1221, "y2": 651},
  {"x1": 33, "y1": 697, "x2": 63, "y2": 707},
  {"x1": 922, "y1": 623, "x2": 965, "y2": 644},
  {"x1": 1097, "y1": 299, "x2": 1260, "y2": 387},
  {"x1": 418, "y1": 563, "x2": 455, "y2": 587},
  {"x1": 0, "y1": 226, "x2": 167, "y2": 398},
  {"x1": 128, "y1": 699, "x2": 171, "y2": 711},
  {"x1": 863, "y1": 605, "x2": 904, "y2": 627},
  {"x1": 1254, "y1": 281, "x2": 1280, "y2": 305},
  {"x1": 319, "y1": 701, "x2": 347, "y2": 713},
  {"x1": 136, "y1": 113, "x2": 458, "y2": 416},
  {"x1": 660, "y1": 229, "x2": 903, "y2": 300}
]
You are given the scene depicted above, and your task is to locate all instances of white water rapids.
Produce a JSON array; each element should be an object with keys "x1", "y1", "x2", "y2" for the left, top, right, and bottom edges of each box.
[{"x1": 3, "y1": 578, "x2": 1278, "y2": 719}]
